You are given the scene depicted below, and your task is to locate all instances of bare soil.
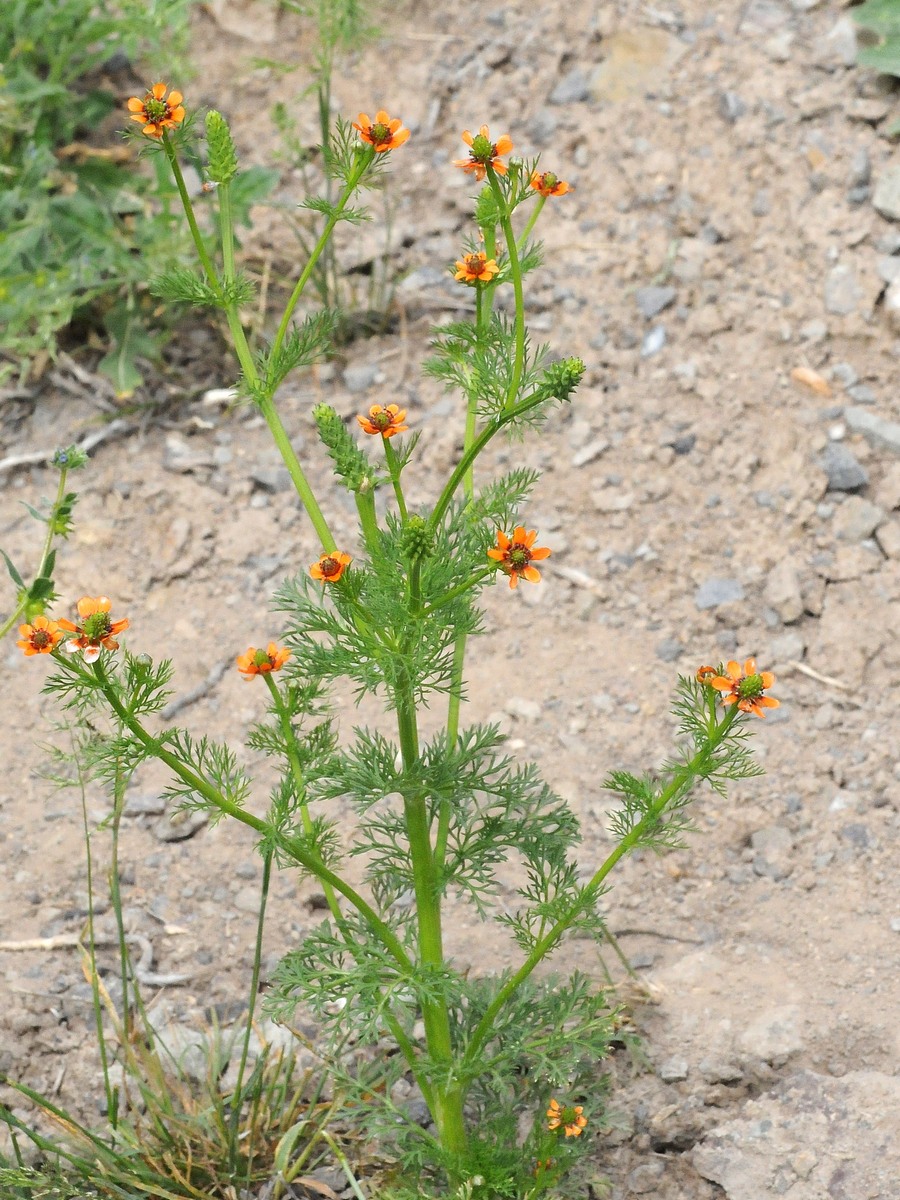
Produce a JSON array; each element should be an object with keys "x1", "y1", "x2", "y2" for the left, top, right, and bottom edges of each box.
[{"x1": 1, "y1": 1, "x2": 899, "y2": 1197}]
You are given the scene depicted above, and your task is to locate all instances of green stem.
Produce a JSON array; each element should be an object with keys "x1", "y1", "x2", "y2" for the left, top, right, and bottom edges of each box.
[
  {"x1": 228, "y1": 847, "x2": 272, "y2": 1176},
  {"x1": 108, "y1": 761, "x2": 131, "y2": 1046},
  {"x1": 87, "y1": 659, "x2": 413, "y2": 978},
  {"x1": 164, "y1": 137, "x2": 219, "y2": 287},
  {"x1": 395, "y1": 673, "x2": 466, "y2": 1157},
  {"x1": 461, "y1": 707, "x2": 741, "y2": 1073},
  {"x1": 383, "y1": 438, "x2": 408, "y2": 521},
  {"x1": 271, "y1": 149, "x2": 373, "y2": 365},
  {"x1": 76, "y1": 752, "x2": 114, "y2": 1123},
  {"x1": 429, "y1": 387, "x2": 552, "y2": 531},
  {"x1": 0, "y1": 463, "x2": 68, "y2": 642},
  {"x1": 263, "y1": 672, "x2": 342, "y2": 926},
  {"x1": 516, "y1": 194, "x2": 546, "y2": 254},
  {"x1": 486, "y1": 166, "x2": 526, "y2": 412},
  {"x1": 355, "y1": 488, "x2": 380, "y2": 558},
  {"x1": 421, "y1": 568, "x2": 493, "y2": 619}
]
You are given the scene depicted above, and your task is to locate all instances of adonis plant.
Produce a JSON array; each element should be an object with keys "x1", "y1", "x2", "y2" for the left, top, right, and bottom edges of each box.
[{"x1": 6, "y1": 84, "x2": 780, "y2": 1199}]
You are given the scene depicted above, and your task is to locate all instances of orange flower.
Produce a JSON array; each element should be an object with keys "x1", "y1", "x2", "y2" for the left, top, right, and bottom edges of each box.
[
  {"x1": 17, "y1": 615, "x2": 63, "y2": 657},
  {"x1": 127, "y1": 82, "x2": 185, "y2": 139},
  {"x1": 454, "y1": 251, "x2": 499, "y2": 284},
  {"x1": 236, "y1": 643, "x2": 291, "y2": 680},
  {"x1": 353, "y1": 110, "x2": 410, "y2": 152},
  {"x1": 710, "y1": 658, "x2": 779, "y2": 718},
  {"x1": 547, "y1": 1098, "x2": 588, "y2": 1138},
  {"x1": 357, "y1": 404, "x2": 408, "y2": 438},
  {"x1": 487, "y1": 526, "x2": 550, "y2": 589},
  {"x1": 310, "y1": 551, "x2": 352, "y2": 583},
  {"x1": 453, "y1": 125, "x2": 513, "y2": 181},
  {"x1": 530, "y1": 170, "x2": 571, "y2": 197},
  {"x1": 696, "y1": 665, "x2": 717, "y2": 685},
  {"x1": 58, "y1": 596, "x2": 129, "y2": 663}
]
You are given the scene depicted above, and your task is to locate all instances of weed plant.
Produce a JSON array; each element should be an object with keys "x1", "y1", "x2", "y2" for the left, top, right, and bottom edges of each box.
[{"x1": 1, "y1": 79, "x2": 781, "y2": 1199}]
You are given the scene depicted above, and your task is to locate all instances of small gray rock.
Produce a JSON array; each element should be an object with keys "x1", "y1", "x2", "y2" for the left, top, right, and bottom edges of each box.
[
  {"x1": 718, "y1": 91, "x2": 747, "y2": 123},
  {"x1": 847, "y1": 383, "x2": 876, "y2": 405},
  {"x1": 627, "y1": 1161, "x2": 666, "y2": 1193},
  {"x1": 830, "y1": 361, "x2": 858, "y2": 388},
  {"x1": 635, "y1": 285, "x2": 677, "y2": 319},
  {"x1": 699, "y1": 1055, "x2": 744, "y2": 1084},
  {"x1": 764, "y1": 560, "x2": 803, "y2": 624},
  {"x1": 840, "y1": 822, "x2": 870, "y2": 848},
  {"x1": 343, "y1": 363, "x2": 380, "y2": 393},
  {"x1": 832, "y1": 496, "x2": 885, "y2": 541},
  {"x1": 250, "y1": 466, "x2": 292, "y2": 493},
  {"x1": 571, "y1": 437, "x2": 610, "y2": 467},
  {"x1": 549, "y1": 68, "x2": 590, "y2": 105},
  {"x1": 658, "y1": 1055, "x2": 689, "y2": 1082},
  {"x1": 845, "y1": 406, "x2": 900, "y2": 454},
  {"x1": 824, "y1": 264, "x2": 863, "y2": 316},
  {"x1": 153, "y1": 809, "x2": 209, "y2": 843},
  {"x1": 849, "y1": 147, "x2": 871, "y2": 190},
  {"x1": 124, "y1": 793, "x2": 167, "y2": 816},
  {"x1": 694, "y1": 577, "x2": 745, "y2": 610},
  {"x1": 736, "y1": 1005, "x2": 804, "y2": 1067},
  {"x1": 821, "y1": 443, "x2": 868, "y2": 493},
  {"x1": 816, "y1": 15, "x2": 857, "y2": 67},
  {"x1": 656, "y1": 637, "x2": 683, "y2": 663},
  {"x1": 751, "y1": 824, "x2": 794, "y2": 880},
  {"x1": 873, "y1": 166, "x2": 900, "y2": 222},
  {"x1": 799, "y1": 318, "x2": 828, "y2": 342}
]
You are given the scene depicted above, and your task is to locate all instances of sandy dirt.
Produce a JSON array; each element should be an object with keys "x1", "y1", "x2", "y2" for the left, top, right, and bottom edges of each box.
[{"x1": 1, "y1": 1, "x2": 899, "y2": 1196}]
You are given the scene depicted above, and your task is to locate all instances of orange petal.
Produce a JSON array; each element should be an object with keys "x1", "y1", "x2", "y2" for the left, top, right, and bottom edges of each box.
[
  {"x1": 170, "y1": 106, "x2": 185, "y2": 123},
  {"x1": 461, "y1": 130, "x2": 474, "y2": 147},
  {"x1": 494, "y1": 135, "x2": 513, "y2": 155},
  {"x1": 508, "y1": 572, "x2": 519, "y2": 588},
  {"x1": 391, "y1": 127, "x2": 410, "y2": 147},
  {"x1": 110, "y1": 618, "x2": 129, "y2": 635},
  {"x1": 151, "y1": 82, "x2": 168, "y2": 99},
  {"x1": 522, "y1": 566, "x2": 542, "y2": 583},
  {"x1": 743, "y1": 658, "x2": 757, "y2": 676},
  {"x1": 375, "y1": 109, "x2": 390, "y2": 124},
  {"x1": 757, "y1": 695, "x2": 780, "y2": 708},
  {"x1": 530, "y1": 546, "x2": 551, "y2": 560},
  {"x1": 710, "y1": 677, "x2": 733, "y2": 692},
  {"x1": 725, "y1": 660, "x2": 741, "y2": 681},
  {"x1": 168, "y1": 91, "x2": 183, "y2": 106},
  {"x1": 478, "y1": 124, "x2": 490, "y2": 138},
  {"x1": 492, "y1": 161, "x2": 508, "y2": 176},
  {"x1": 487, "y1": 549, "x2": 505, "y2": 561},
  {"x1": 127, "y1": 97, "x2": 145, "y2": 112},
  {"x1": 58, "y1": 618, "x2": 78, "y2": 633},
  {"x1": 759, "y1": 672, "x2": 775, "y2": 689}
]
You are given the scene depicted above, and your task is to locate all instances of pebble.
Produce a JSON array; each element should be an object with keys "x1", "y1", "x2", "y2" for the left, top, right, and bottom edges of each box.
[
  {"x1": 658, "y1": 1055, "x2": 689, "y2": 1082},
  {"x1": 764, "y1": 560, "x2": 803, "y2": 624},
  {"x1": 840, "y1": 822, "x2": 870, "y2": 849},
  {"x1": 830, "y1": 361, "x2": 858, "y2": 388},
  {"x1": 656, "y1": 637, "x2": 683, "y2": 663},
  {"x1": 635, "y1": 285, "x2": 677, "y2": 319},
  {"x1": 505, "y1": 697, "x2": 542, "y2": 721},
  {"x1": 824, "y1": 264, "x2": 863, "y2": 316},
  {"x1": 821, "y1": 443, "x2": 868, "y2": 493},
  {"x1": 124, "y1": 793, "x2": 166, "y2": 816},
  {"x1": 718, "y1": 92, "x2": 746, "y2": 123},
  {"x1": 343, "y1": 363, "x2": 381, "y2": 393},
  {"x1": 234, "y1": 886, "x2": 262, "y2": 913},
  {"x1": 832, "y1": 496, "x2": 885, "y2": 541},
  {"x1": 627, "y1": 1161, "x2": 666, "y2": 1193},
  {"x1": 641, "y1": 326, "x2": 667, "y2": 357},
  {"x1": 736, "y1": 1004, "x2": 804, "y2": 1067},
  {"x1": 153, "y1": 809, "x2": 209, "y2": 843},
  {"x1": 849, "y1": 148, "x2": 872, "y2": 190},
  {"x1": 750, "y1": 824, "x2": 794, "y2": 880},
  {"x1": 884, "y1": 277, "x2": 900, "y2": 331},
  {"x1": 816, "y1": 15, "x2": 857, "y2": 68},
  {"x1": 847, "y1": 383, "x2": 876, "y2": 405},
  {"x1": 873, "y1": 166, "x2": 900, "y2": 222},
  {"x1": 548, "y1": 67, "x2": 590, "y2": 105},
  {"x1": 875, "y1": 519, "x2": 900, "y2": 558},
  {"x1": 571, "y1": 437, "x2": 610, "y2": 467},
  {"x1": 799, "y1": 318, "x2": 828, "y2": 342},
  {"x1": 694, "y1": 577, "x2": 745, "y2": 610},
  {"x1": 845, "y1": 406, "x2": 900, "y2": 454}
]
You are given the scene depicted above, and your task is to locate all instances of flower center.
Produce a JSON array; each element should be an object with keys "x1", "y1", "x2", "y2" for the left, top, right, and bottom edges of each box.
[
  {"x1": 253, "y1": 649, "x2": 272, "y2": 668},
  {"x1": 32, "y1": 630, "x2": 51, "y2": 648},
  {"x1": 471, "y1": 134, "x2": 495, "y2": 161},
  {"x1": 509, "y1": 544, "x2": 531, "y2": 569},
  {"x1": 370, "y1": 122, "x2": 391, "y2": 144},
  {"x1": 371, "y1": 410, "x2": 392, "y2": 430},
  {"x1": 144, "y1": 96, "x2": 169, "y2": 122},
  {"x1": 542, "y1": 172, "x2": 557, "y2": 190},
  {"x1": 82, "y1": 612, "x2": 112, "y2": 642},
  {"x1": 737, "y1": 673, "x2": 764, "y2": 699},
  {"x1": 320, "y1": 556, "x2": 340, "y2": 578}
]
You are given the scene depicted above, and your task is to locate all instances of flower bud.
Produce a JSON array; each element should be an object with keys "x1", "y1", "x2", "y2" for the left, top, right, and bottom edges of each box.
[{"x1": 205, "y1": 110, "x2": 239, "y2": 185}]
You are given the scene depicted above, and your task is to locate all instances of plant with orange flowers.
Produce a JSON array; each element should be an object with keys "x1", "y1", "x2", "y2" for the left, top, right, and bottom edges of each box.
[{"x1": 4, "y1": 77, "x2": 777, "y2": 1200}]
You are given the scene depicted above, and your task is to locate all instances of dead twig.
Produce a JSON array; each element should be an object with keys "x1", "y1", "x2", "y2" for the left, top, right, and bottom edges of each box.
[{"x1": 786, "y1": 659, "x2": 851, "y2": 690}]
